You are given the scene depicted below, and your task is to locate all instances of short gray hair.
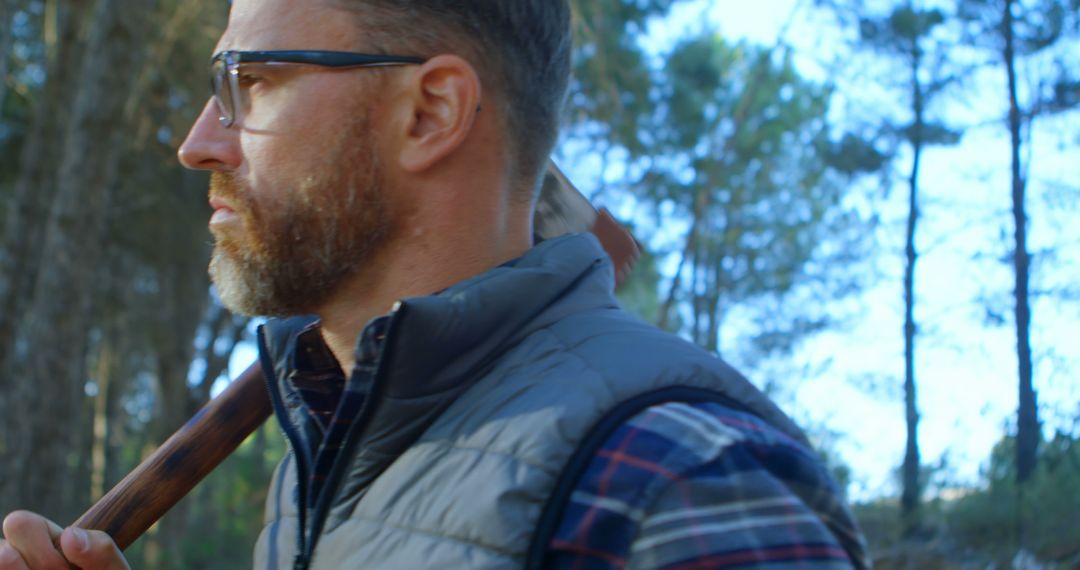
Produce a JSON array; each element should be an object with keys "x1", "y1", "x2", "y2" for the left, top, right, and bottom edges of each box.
[{"x1": 334, "y1": 1, "x2": 572, "y2": 193}]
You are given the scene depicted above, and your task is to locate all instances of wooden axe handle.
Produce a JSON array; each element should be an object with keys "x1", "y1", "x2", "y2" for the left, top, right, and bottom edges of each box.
[
  {"x1": 73, "y1": 161, "x2": 640, "y2": 549},
  {"x1": 72, "y1": 363, "x2": 271, "y2": 550}
]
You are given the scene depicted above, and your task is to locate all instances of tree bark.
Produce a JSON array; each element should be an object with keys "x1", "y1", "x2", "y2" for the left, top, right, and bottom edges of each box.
[
  {"x1": 90, "y1": 341, "x2": 112, "y2": 503},
  {"x1": 89, "y1": 324, "x2": 135, "y2": 504},
  {"x1": 0, "y1": 1, "x2": 88, "y2": 514},
  {"x1": 901, "y1": 31, "x2": 924, "y2": 540},
  {"x1": 657, "y1": 191, "x2": 702, "y2": 331},
  {"x1": 705, "y1": 248, "x2": 723, "y2": 357},
  {"x1": 1, "y1": 0, "x2": 156, "y2": 521},
  {"x1": 691, "y1": 235, "x2": 704, "y2": 346},
  {"x1": 0, "y1": 0, "x2": 16, "y2": 114},
  {"x1": 1003, "y1": 0, "x2": 1038, "y2": 487},
  {"x1": 655, "y1": 50, "x2": 780, "y2": 331}
]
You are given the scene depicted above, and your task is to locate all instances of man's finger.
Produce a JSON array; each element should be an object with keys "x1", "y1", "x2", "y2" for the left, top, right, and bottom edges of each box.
[
  {"x1": 0, "y1": 540, "x2": 31, "y2": 570},
  {"x1": 59, "y1": 528, "x2": 129, "y2": 570},
  {"x1": 1, "y1": 511, "x2": 67, "y2": 570}
]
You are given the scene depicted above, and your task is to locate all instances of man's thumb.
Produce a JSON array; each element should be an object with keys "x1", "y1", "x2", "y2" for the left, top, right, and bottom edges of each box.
[{"x1": 59, "y1": 528, "x2": 129, "y2": 570}]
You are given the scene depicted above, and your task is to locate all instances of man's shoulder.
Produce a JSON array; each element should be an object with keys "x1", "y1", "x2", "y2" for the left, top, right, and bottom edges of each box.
[
  {"x1": 539, "y1": 306, "x2": 741, "y2": 380},
  {"x1": 573, "y1": 400, "x2": 822, "y2": 501},
  {"x1": 549, "y1": 400, "x2": 870, "y2": 569},
  {"x1": 523, "y1": 308, "x2": 810, "y2": 445}
]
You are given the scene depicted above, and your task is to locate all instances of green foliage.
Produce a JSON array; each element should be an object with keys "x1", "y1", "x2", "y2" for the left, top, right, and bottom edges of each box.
[
  {"x1": 746, "y1": 314, "x2": 831, "y2": 359},
  {"x1": 946, "y1": 431, "x2": 1080, "y2": 564},
  {"x1": 1048, "y1": 70, "x2": 1080, "y2": 111},
  {"x1": 175, "y1": 425, "x2": 287, "y2": 569},
  {"x1": 823, "y1": 133, "x2": 891, "y2": 176},
  {"x1": 958, "y1": 0, "x2": 1080, "y2": 54},
  {"x1": 851, "y1": 429, "x2": 1080, "y2": 566},
  {"x1": 642, "y1": 31, "x2": 874, "y2": 353},
  {"x1": 0, "y1": 0, "x2": 44, "y2": 215},
  {"x1": 615, "y1": 239, "x2": 664, "y2": 324},
  {"x1": 860, "y1": 6, "x2": 946, "y2": 49},
  {"x1": 124, "y1": 423, "x2": 287, "y2": 570},
  {"x1": 897, "y1": 121, "x2": 963, "y2": 146},
  {"x1": 805, "y1": 425, "x2": 855, "y2": 500},
  {"x1": 851, "y1": 499, "x2": 905, "y2": 556},
  {"x1": 567, "y1": 0, "x2": 680, "y2": 154}
]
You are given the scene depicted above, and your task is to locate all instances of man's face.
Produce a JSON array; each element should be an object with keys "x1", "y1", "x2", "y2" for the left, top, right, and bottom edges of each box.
[
  {"x1": 179, "y1": 0, "x2": 399, "y2": 316},
  {"x1": 208, "y1": 116, "x2": 388, "y2": 316}
]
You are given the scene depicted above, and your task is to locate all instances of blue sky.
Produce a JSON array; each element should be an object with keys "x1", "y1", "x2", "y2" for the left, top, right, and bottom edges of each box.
[{"x1": 610, "y1": 0, "x2": 1080, "y2": 499}]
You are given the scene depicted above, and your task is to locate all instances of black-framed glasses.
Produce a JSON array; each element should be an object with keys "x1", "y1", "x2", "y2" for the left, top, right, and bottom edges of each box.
[{"x1": 210, "y1": 50, "x2": 427, "y2": 128}]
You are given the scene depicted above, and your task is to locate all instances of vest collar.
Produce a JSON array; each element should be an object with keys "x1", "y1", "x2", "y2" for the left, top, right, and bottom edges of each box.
[
  {"x1": 259, "y1": 233, "x2": 619, "y2": 538},
  {"x1": 260, "y1": 232, "x2": 617, "y2": 398}
]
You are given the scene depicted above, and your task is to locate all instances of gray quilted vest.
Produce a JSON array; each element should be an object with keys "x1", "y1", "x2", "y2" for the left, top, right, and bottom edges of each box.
[{"x1": 252, "y1": 234, "x2": 807, "y2": 569}]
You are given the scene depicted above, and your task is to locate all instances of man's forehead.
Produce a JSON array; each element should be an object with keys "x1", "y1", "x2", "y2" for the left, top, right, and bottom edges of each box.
[{"x1": 217, "y1": 0, "x2": 360, "y2": 52}]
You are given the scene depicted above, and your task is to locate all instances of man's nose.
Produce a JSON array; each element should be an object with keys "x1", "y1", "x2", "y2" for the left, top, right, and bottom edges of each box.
[{"x1": 177, "y1": 98, "x2": 240, "y2": 171}]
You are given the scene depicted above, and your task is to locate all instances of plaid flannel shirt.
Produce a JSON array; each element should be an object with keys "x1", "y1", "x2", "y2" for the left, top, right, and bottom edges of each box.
[
  {"x1": 548, "y1": 401, "x2": 870, "y2": 569},
  {"x1": 290, "y1": 327, "x2": 869, "y2": 569},
  {"x1": 287, "y1": 317, "x2": 389, "y2": 509}
]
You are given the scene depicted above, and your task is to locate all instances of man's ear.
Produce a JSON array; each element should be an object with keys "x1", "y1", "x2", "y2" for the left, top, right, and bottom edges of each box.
[{"x1": 395, "y1": 54, "x2": 482, "y2": 173}]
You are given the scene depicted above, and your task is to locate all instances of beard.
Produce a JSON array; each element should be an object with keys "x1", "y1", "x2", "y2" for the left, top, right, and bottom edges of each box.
[{"x1": 208, "y1": 117, "x2": 390, "y2": 317}]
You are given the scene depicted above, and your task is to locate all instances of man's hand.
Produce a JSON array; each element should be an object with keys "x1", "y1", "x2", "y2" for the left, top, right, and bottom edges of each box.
[{"x1": 0, "y1": 511, "x2": 128, "y2": 570}]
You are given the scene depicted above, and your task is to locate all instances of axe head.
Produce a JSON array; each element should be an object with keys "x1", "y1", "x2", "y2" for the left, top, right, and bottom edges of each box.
[{"x1": 534, "y1": 162, "x2": 641, "y2": 288}]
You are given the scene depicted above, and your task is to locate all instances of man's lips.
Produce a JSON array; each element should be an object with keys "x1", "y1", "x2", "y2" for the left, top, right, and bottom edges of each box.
[{"x1": 209, "y1": 197, "x2": 240, "y2": 226}]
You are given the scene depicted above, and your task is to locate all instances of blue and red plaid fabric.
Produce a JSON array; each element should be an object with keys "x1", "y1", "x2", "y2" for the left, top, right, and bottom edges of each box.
[
  {"x1": 290, "y1": 326, "x2": 868, "y2": 568},
  {"x1": 547, "y1": 401, "x2": 870, "y2": 569},
  {"x1": 288, "y1": 317, "x2": 389, "y2": 509}
]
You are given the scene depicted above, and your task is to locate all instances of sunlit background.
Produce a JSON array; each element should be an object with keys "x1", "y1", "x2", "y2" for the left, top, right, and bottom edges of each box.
[{"x1": 1, "y1": 0, "x2": 1076, "y2": 567}]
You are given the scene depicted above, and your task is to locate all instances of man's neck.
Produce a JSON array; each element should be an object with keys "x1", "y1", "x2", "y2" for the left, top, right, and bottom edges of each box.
[
  {"x1": 315, "y1": 227, "x2": 532, "y2": 377},
  {"x1": 312, "y1": 136, "x2": 536, "y2": 376}
]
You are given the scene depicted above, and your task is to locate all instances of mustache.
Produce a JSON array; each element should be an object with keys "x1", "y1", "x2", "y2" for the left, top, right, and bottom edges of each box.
[{"x1": 210, "y1": 172, "x2": 253, "y2": 215}]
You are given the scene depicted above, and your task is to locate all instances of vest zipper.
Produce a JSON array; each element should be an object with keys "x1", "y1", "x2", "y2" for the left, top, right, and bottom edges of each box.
[
  {"x1": 296, "y1": 302, "x2": 406, "y2": 570},
  {"x1": 257, "y1": 327, "x2": 312, "y2": 567}
]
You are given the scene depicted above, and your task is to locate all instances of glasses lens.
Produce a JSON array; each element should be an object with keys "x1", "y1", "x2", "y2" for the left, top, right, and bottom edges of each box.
[{"x1": 211, "y1": 57, "x2": 234, "y2": 125}]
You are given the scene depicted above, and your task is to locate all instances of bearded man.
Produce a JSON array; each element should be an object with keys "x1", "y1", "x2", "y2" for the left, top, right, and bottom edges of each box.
[{"x1": 0, "y1": 1, "x2": 869, "y2": 568}]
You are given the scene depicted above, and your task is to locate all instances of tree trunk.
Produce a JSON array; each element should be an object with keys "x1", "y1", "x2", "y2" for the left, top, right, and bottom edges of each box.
[
  {"x1": 0, "y1": 0, "x2": 84, "y2": 379},
  {"x1": 102, "y1": 350, "x2": 132, "y2": 496},
  {"x1": 1, "y1": 0, "x2": 155, "y2": 521},
  {"x1": 655, "y1": 51, "x2": 780, "y2": 332},
  {"x1": 691, "y1": 236, "x2": 704, "y2": 346},
  {"x1": 657, "y1": 191, "x2": 703, "y2": 331},
  {"x1": 90, "y1": 329, "x2": 127, "y2": 503},
  {"x1": 0, "y1": 0, "x2": 16, "y2": 114},
  {"x1": 901, "y1": 35, "x2": 924, "y2": 540},
  {"x1": 0, "y1": 1, "x2": 88, "y2": 514},
  {"x1": 1003, "y1": 0, "x2": 1038, "y2": 487},
  {"x1": 705, "y1": 249, "x2": 723, "y2": 357}
]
